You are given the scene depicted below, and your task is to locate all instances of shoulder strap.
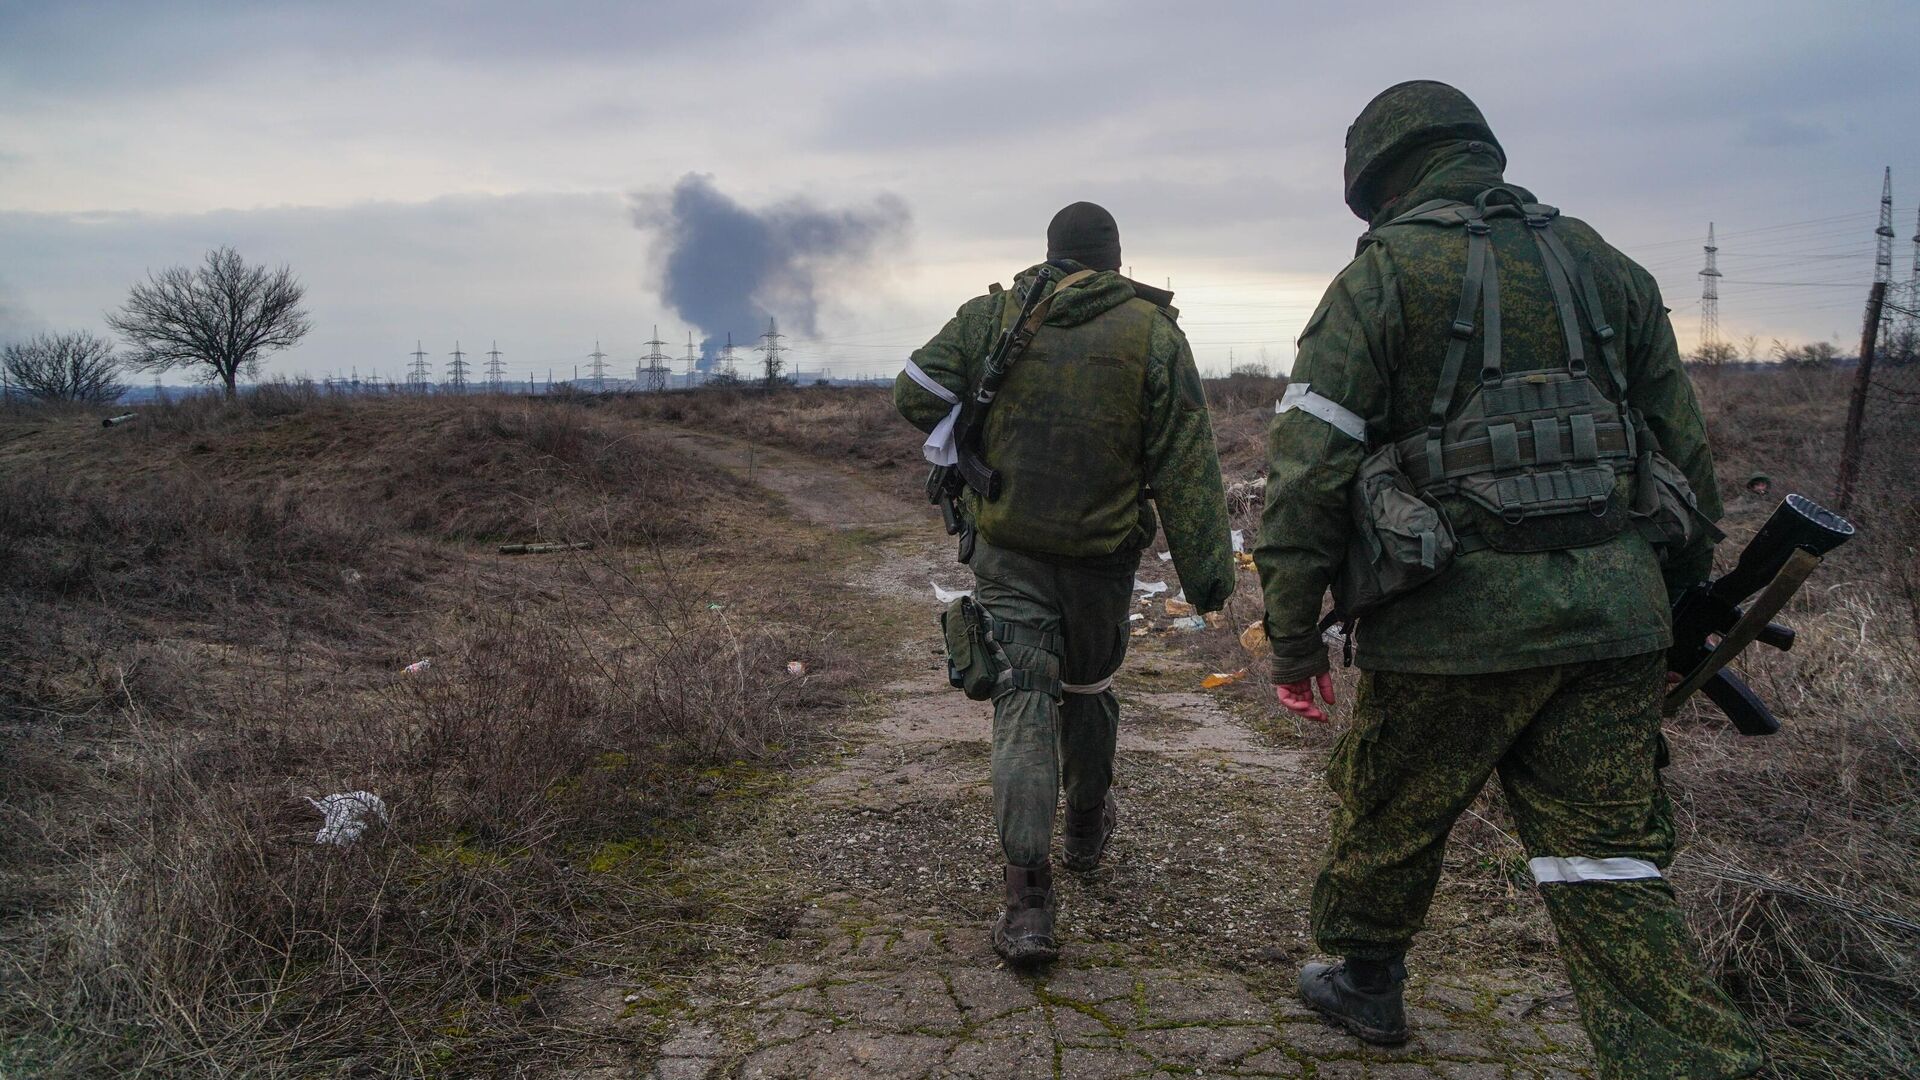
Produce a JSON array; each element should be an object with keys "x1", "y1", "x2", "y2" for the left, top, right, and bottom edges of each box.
[
  {"x1": 1532, "y1": 218, "x2": 1627, "y2": 398},
  {"x1": 1422, "y1": 203, "x2": 1500, "y2": 482}
]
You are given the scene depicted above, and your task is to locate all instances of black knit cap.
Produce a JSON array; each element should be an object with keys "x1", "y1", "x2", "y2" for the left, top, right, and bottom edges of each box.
[{"x1": 1046, "y1": 201, "x2": 1121, "y2": 271}]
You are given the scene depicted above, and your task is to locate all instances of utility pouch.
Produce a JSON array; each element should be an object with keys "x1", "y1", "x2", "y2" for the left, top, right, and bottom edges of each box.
[
  {"x1": 940, "y1": 596, "x2": 1003, "y2": 701},
  {"x1": 1631, "y1": 446, "x2": 1723, "y2": 554},
  {"x1": 1333, "y1": 441, "x2": 1460, "y2": 619}
]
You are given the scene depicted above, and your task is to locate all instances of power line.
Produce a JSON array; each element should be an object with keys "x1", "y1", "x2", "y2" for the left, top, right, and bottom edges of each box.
[
  {"x1": 755, "y1": 317, "x2": 787, "y2": 387},
  {"x1": 587, "y1": 340, "x2": 609, "y2": 393},
  {"x1": 408, "y1": 340, "x2": 431, "y2": 393},
  {"x1": 447, "y1": 340, "x2": 469, "y2": 393},
  {"x1": 639, "y1": 325, "x2": 671, "y2": 392},
  {"x1": 485, "y1": 341, "x2": 505, "y2": 392}
]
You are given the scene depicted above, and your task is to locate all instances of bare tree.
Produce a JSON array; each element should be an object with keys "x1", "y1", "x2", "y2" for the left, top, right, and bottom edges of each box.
[
  {"x1": 3, "y1": 331, "x2": 126, "y2": 404},
  {"x1": 107, "y1": 246, "x2": 311, "y2": 397},
  {"x1": 1770, "y1": 339, "x2": 1839, "y2": 369},
  {"x1": 1693, "y1": 340, "x2": 1739, "y2": 366}
]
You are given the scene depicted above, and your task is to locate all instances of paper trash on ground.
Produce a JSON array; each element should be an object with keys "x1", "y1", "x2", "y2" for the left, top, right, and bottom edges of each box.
[
  {"x1": 932, "y1": 582, "x2": 972, "y2": 604},
  {"x1": 1231, "y1": 529, "x2": 1245, "y2": 553},
  {"x1": 403, "y1": 659, "x2": 430, "y2": 674},
  {"x1": 1202, "y1": 670, "x2": 1249, "y2": 689},
  {"x1": 1170, "y1": 615, "x2": 1207, "y2": 632},
  {"x1": 1132, "y1": 579, "x2": 1168, "y2": 596},
  {"x1": 1157, "y1": 551, "x2": 1173, "y2": 562},
  {"x1": 308, "y1": 791, "x2": 389, "y2": 847}
]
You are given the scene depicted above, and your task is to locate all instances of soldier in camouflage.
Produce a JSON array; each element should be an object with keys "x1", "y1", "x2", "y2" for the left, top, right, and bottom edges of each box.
[
  {"x1": 1255, "y1": 82, "x2": 1766, "y2": 1077},
  {"x1": 896, "y1": 202, "x2": 1234, "y2": 965}
]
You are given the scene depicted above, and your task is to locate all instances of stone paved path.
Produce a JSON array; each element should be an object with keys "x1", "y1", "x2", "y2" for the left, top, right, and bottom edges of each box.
[{"x1": 584, "y1": 431, "x2": 1595, "y2": 1079}]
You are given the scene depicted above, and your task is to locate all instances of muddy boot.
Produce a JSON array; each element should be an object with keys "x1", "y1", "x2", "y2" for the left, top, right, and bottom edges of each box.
[
  {"x1": 1299, "y1": 957, "x2": 1409, "y2": 1045},
  {"x1": 1061, "y1": 794, "x2": 1118, "y2": 873},
  {"x1": 990, "y1": 862, "x2": 1058, "y2": 965}
]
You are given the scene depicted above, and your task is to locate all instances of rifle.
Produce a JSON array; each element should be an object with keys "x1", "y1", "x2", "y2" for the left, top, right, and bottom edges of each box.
[
  {"x1": 1666, "y1": 493, "x2": 1855, "y2": 734},
  {"x1": 926, "y1": 263, "x2": 1066, "y2": 562}
]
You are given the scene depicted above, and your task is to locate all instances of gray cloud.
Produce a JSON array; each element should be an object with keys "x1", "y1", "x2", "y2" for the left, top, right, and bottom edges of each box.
[
  {"x1": 631, "y1": 175, "x2": 908, "y2": 363},
  {"x1": 0, "y1": 0, "x2": 1916, "y2": 373}
]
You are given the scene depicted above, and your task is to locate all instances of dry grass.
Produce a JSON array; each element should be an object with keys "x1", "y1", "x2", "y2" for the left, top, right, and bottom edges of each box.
[{"x1": 0, "y1": 388, "x2": 854, "y2": 1077}]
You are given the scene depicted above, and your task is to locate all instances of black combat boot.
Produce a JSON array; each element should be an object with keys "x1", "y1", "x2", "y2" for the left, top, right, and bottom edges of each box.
[
  {"x1": 1299, "y1": 956, "x2": 1409, "y2": 1045},
  {"x1": 991, "y1": 862, "x2": 1058, "y2": 965},
  {"x1": 1061, "y1": 794, "x2": 1118, "y2": 873}
]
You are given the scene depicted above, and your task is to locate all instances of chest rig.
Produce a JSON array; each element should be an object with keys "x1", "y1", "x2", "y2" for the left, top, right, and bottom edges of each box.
[{"x1": 1374, "y1": 187, "x2": 1639, "y2": 552}]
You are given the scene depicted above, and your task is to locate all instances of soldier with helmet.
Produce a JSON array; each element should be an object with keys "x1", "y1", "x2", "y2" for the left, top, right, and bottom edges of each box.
[{"x1": 1255, "y1": 81, "x2": 1766, "y2": 1077}]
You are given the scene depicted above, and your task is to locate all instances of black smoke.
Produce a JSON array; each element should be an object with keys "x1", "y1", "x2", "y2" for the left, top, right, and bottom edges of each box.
[{"x1": 632, "y1": 174, "x2": 908, "y2": 365}]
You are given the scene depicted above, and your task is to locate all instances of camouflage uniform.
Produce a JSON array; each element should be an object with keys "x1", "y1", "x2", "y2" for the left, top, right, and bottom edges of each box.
[
  {"x1": 897, "y1": 257, "x2": 1233, "y2": 896},
  {"x1": 1255, "y1": 82, "x2": 1763, "y2": 1077}
]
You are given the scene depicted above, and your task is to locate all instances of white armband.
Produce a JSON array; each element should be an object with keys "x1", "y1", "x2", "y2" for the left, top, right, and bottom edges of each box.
[{"x1": 1276, "y1": 382, "x2": 1366, "y2": 442}]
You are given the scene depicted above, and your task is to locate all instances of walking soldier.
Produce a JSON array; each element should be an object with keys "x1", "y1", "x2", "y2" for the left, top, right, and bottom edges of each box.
[
  {"x1": 1255, "y1": 82, "x2": 1766, "y2": 1078},
  {"x1": 896, "y1": 202, "x2": 1235, "y2": 964}
]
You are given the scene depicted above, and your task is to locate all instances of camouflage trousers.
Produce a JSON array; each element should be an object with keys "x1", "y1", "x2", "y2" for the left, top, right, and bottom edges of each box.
[
  {"x1": 1313, "y1": 651, "x2": 1764, "y2": 1080},
  {"x1": 970, "y1": 541, "x2": 1138, "y2": 868}
]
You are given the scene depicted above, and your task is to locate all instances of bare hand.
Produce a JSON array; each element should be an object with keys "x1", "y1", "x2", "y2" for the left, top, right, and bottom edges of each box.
[{"x1": 1275, "y1": 672, "x2": 1337, "y2": 723}]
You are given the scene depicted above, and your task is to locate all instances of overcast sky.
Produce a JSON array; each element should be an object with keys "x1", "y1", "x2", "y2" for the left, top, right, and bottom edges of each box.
[{"x1": 3, "y1": 0, "x2": 1915, "y2": 385}]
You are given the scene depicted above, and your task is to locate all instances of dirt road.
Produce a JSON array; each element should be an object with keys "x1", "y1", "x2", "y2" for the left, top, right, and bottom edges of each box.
[{"x1": 581, "y1": 430, "x2": 1593, "y2": 1079}]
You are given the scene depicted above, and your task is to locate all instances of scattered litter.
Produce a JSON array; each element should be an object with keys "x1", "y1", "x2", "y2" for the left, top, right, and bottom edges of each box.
[
  {"x1": 1240, "y1": 621, "x2": 1269, "y2": 655},
  {"x1": 1130, "y1": 627, "x2": 1149, "y2": 637},
  {"x1": 1170, "y1": 615, "x2": 1207, "y2": 632},
  {"x1": 1165, "y1": 598, "x2": 1196, "y2": 618},
  {"x1": 101, "y1": 413, "x2": 137, "y2": 428},
  {"x1": 499, "y1": 540, "x2": 593, "y2": 555},
  {"x1": 1231, "y1": 529, "x2": 1245, "y2": 553},
  {"x1": 1322, "y1": 622, "x2": 1351, "y2": 650},
  {"x1": 1226, "y1": 476, "x2": 1266, "y2": 512},
  {"x1": 307, "y1": 791, "x2": 388, "y2": 847},
  {"x1": 403, "y1": 659, "x2": 431, "y2": 674},
  {"x1": 932, "y1": 581, "x2": 972, "y2": 603},
  {"x1": 1133, "y1": 579, "x2": 1168, "y2": 596},
  {"x1": 1235, "y1": 552, "x2": 1256, "y2": 572},
  {"x1": 786, "y1": 660, "x2": 807, "y2": 676},
  {"x1": 1202, "y1": 669, "x2": 1249, "y2": 689},
  {"x1": 340, "y1": 568, "x2": 363, "y2": 586},
  {"x1": 708, "y1": 603, "x2": 725, "y2": 611},
  {"x1": 1204, "y1": 611, "x2": 1228, "y2": 629},
  {"x1": 1128, "y1": 613, "x2": 1144, "y2": 622},
  {"x1": 1157, "y1": 551, "x2": 1173, "y2": 562}
]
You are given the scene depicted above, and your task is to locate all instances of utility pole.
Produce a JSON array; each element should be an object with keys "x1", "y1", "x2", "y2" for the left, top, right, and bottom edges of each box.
[
  {"x1": 409, "y1": 340, "x2": 432, "y2": 393},
  {"x1": 719, "y1": 333, "x2": 739, "y2": 380},
  {"x1": 447, "y1": 341, "x2": 469, "y2": 393},
  {"x1": 1698, "y1": 223, "x2": 1721, "y2": 356},
  {"x1": 755, "y1": 316, "x2": 787, "y2": 388},
  {"x1": 1874, "y1": 167, "x2": 1895, "y2": 287},
  {"x1": 485, "y1": 341, "x2": 505, "y2": 392},
  {"x1": 1908, "y1": 206, "x2": 1920, "y2": 338},
  {"x1": 640, "y1": 325, "x2": 671, "y2": 392},
  {"x1": 683, "y1": 332, "x2": 700, "y2": 389},
  {"x1": 587, "y1": 341, "x2": 609, "y2": 393}
]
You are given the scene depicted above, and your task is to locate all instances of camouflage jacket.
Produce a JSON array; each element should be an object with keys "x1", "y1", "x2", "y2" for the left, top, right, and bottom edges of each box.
[
  {"x1": 896, "y1": 263, "x2": 1236, "y2": 612},
  {"x1": 1256, "y1": 150, "x2": 1722, "y2": 680}
]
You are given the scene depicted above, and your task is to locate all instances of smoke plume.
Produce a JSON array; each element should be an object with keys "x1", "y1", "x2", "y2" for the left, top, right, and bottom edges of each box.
[{"x1": 632, "y1": 174, "x2": 908, "y2": 364}]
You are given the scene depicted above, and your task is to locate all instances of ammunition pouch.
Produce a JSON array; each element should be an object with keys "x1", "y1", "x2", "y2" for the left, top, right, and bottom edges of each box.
[
  {"x1": 1630, "y1": 431, "x2": 1724, "y2": 553},
  {"x1": 1333, "y1": 441, "x2": 1460, "y2": 620},
  {"x1": 941, "y1": 596, "x2": 1063, "y2": 701}
]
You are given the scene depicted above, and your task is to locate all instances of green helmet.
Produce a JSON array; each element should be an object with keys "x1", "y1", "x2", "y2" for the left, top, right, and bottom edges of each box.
[{"x1": 1344, "y1": 80, "x2": 1505, "y2": 219}]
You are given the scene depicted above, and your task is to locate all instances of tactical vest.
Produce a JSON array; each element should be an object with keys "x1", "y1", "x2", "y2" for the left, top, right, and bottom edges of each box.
[
  {"x1": 1332, "y1": 187, "x2": 1714, "y2": 620},
  {"x1": 972, "y1": 287, "x2": 1161, "y2": 559},
  {"x1": 1377, "y1": 188, "x2": 1645, "y2": 551}
]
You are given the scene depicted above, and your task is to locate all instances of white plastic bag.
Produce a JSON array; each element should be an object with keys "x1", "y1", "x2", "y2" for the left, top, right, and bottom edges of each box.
[{"x1": 307, "y1": 791, "x2": 389, "y2": 847}]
